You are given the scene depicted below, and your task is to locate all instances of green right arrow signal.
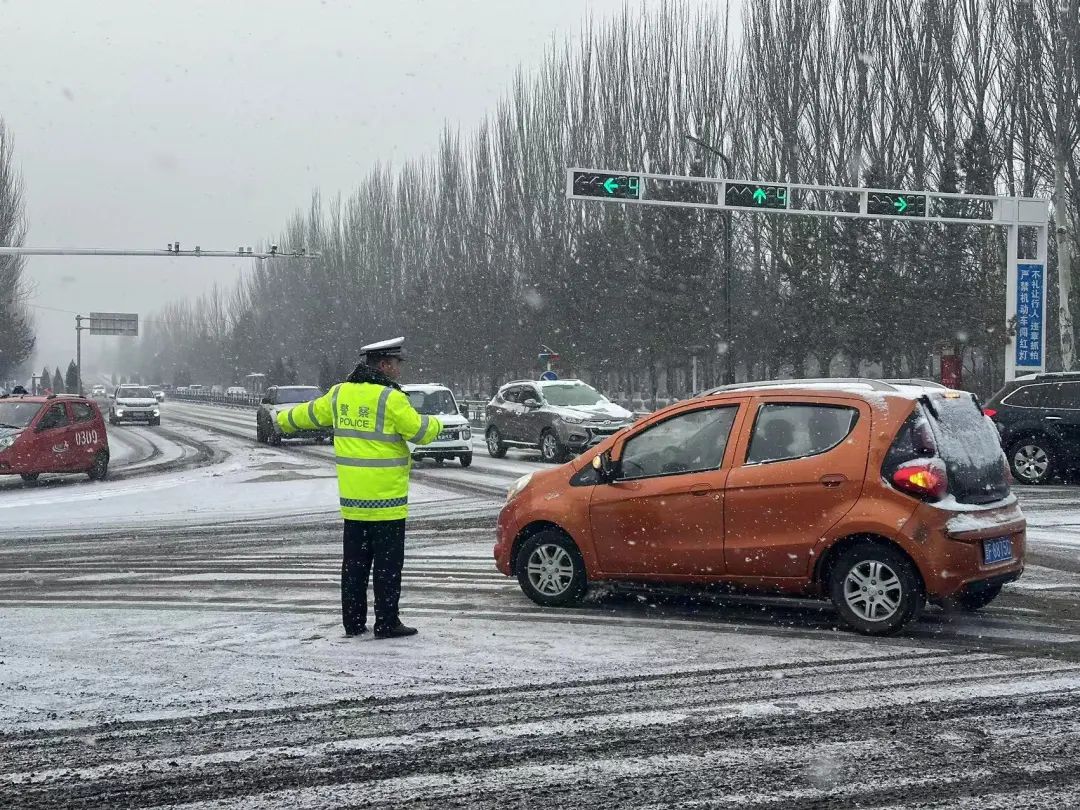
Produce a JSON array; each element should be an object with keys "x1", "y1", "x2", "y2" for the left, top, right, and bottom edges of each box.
[
  {"x1": 753, "y1": 188, "x2": 767, "y2": 205},
  {"x1": 894, "y1": 196, "x2": 908, "y2": 213}
]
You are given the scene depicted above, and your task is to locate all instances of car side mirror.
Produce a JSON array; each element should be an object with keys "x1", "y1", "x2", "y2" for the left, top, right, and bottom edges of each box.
[
  {"x1": 261, "y1": 396, "x2": 272, "y2": 405},
  {"x1": 591, "y1": 450, "x2": 620, "y2": 483},
  {"x1": 459, "y1": 405, "x2": 470, "y2": 417},
  {"x1": 523, "y1": 398, "x2": 540, "y2": 409}
]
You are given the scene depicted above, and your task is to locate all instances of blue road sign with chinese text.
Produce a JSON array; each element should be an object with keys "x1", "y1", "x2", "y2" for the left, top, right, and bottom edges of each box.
[{"x1": 1016, "y1": 263, "x2": 1044, "y2": 368}]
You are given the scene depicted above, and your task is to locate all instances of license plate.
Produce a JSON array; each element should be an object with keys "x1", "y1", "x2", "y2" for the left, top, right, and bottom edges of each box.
[{"x1": 982, "y1": 536, "x2": 1013, "y2": 565}]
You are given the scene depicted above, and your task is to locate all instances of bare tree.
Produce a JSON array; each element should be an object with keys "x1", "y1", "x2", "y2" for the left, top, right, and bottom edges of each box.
[{"x1": 0, "y1": 121, "x2": 35, "y2": 381}]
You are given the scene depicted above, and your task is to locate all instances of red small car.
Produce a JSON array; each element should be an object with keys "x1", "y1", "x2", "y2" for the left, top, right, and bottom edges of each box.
[{"x1": 0, "y1": 394, "x2": 110, "y2": 483}]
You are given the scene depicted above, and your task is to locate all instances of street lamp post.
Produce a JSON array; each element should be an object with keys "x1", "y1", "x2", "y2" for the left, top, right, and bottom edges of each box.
[{"x1": 685, "y1": 133, "x2": 736, "y2": 385}]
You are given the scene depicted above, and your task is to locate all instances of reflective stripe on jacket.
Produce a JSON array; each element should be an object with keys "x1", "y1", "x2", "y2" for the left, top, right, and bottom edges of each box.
[{"x1": 276, "y1": 382, "x2": 442, "y2": 521}]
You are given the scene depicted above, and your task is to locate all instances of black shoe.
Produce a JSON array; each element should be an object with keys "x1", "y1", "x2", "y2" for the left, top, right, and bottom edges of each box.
[
  {"x1": 344, "y1": 626, "x2": 367, "y2": 637},
  {"x1": 374, "y1": 623, "x2": 418, "y2": 640}
]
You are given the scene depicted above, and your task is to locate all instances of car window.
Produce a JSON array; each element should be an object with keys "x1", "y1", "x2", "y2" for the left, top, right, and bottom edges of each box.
[
  {"x1": 407, "y1": 389, "x2": 459, "y2": 415},
  {"x1": 542, "y1": 382, "x2": 607, "y2": 407},
  {"x1": 275, "y1": 387, "x2": 321, "y2": 404},
  {"x1": 746, "y1": 404, "x2": 858, "y2": 464},
  {"x1": 1040, "y1": 382, "x2": 1080, "y2": 410},
  {"x1": 501, "y1": 386, "x2": 521, "y2": 404},
  {"x1": 117, "y1": 387, "x2": 155, "y2": 398},
  {"x1": 72, "y1": 402, "x2": 95, "y2": 423},
  {"x1": 0, "y1": 401, "x2": 42, "y2": 428},
  {"x1": 1003, "y1": 384, "x2": 1046, "y2": 408},
  {"x1": 37, "y1": 403, "x2": 70, "y2": 431},
  {"x1": 521, "y1": 387, "x2": 541, "y2": 404},
  {"x1": 620, "y1": 406, "x2": 737, "y2": 480}
]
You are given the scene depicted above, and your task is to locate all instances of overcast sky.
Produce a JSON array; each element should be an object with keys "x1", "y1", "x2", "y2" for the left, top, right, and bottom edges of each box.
[{"x1": 2, "y1": 0, "x2": 707, "y2": 374}]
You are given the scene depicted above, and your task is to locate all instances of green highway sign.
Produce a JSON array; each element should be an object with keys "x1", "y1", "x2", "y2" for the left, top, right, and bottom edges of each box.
[
  {"x1": 867, "y1": 192, "x2": 926, "y2": 218},
  {"x1": 571, "y1": 171, "x2": 642, "y2": 200},
  {"x1": 725, "y1": 182, "x2": 788, "y2": 210}
]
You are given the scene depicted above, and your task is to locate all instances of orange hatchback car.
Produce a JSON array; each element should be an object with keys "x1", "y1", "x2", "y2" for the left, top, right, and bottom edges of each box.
[{"x1": 494, "y1": 379, "x2": 1026, "y2": 635}]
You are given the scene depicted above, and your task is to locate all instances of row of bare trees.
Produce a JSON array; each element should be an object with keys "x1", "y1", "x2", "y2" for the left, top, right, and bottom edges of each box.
[
  {"x1": 0, "y1": 121, "x2": 35, "y2": 384},
  {"x1": 120, "y1": 0, "x2": 1080, "y2": 400}
]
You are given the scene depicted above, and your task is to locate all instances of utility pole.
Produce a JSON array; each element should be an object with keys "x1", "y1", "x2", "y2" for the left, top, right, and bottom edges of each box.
[
  {"x1": 685, "y1": 134, "x2": 736, "y2": 384},
  {"x1": 75, "y1": 315, "x2": 85, "y2": 396}
]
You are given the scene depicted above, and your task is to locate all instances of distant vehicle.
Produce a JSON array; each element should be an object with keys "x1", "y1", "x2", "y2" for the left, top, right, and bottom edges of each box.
[
  {"x1": 109, "y1": 385, "x2": 161, "y2": 426},
  {"x1": 0, "y1": 394, "x2": 110, "y2": 483},
  {"x1": 148, "y1": 385, "x2": 166, "y2": 403},
  {"x1": 90, "y1": 384, "x2": 107, "y2": 398},
  {"x1": 188, "y1": 384, "x2": 204, "y2": 395},
  {"x1": 256, "y1": 385, "x2": 328, "y2": 445},
  {"x1": 225, "y1": 386, "x2": 248, "y2": 400},
  {"x1": 175, "y1": 386, "x2": 190, "y2": 395},
  {"x1": 402, "y1": 384, "x2": 472, "y2": 467},
  {"x1": 985, "y1": 372, "x2": 1080, "y2": 484},
  {"x1": 485, "y1": 379, "x2": 635, "y2": 463},
  {"x1": 495, "y1": 378, "x2": 1024, "y2": 636}
]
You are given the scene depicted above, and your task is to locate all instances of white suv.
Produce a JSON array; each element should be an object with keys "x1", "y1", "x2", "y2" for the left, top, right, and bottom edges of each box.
[
  {"x1": 402, "y1": 384, "x2": 472, "y2": 467},
  {"x1": 110, "y1": 385, "x2": 161, "y2": 426}
]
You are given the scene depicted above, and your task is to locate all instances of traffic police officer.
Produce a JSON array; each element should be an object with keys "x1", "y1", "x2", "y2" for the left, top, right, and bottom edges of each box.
[{"x1": 277, "y1": 337, "x2": 441, "y2": 639}]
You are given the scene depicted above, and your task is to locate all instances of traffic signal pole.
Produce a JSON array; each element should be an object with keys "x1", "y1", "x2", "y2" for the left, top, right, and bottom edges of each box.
[{"x1": 567, "y1": 169, "x2": 1050, "y2": 381}]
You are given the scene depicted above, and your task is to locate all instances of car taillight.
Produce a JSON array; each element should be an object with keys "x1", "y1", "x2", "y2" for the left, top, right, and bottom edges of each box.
[
  {"x1": 983, "y1": 408, "x2": 997, "y2": 419},
  {"x1": 892, "y1": 460, "x2": 948, "y2": 500}
]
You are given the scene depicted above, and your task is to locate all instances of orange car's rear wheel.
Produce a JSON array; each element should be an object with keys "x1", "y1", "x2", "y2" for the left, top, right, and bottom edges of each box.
[{"x1": 829, "y1": 541, "x2": 923, "y2": 636}]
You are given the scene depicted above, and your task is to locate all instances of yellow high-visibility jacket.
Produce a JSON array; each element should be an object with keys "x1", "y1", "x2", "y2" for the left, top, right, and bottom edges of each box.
[{"x1": 277, "y1": 381, "x2": 441, "y2": 521}]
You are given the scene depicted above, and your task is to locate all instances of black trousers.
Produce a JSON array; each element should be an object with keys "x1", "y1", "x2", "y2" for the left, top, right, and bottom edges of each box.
[{"x1": 341, "y1": 518, "x2": 406, "y2": 634}]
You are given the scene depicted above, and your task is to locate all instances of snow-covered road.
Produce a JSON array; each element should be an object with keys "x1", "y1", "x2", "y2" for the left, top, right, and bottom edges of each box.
[
  {"x1": 3, "y1": 399, "x2": 1080, "y2": 806},
  {"x1": 2, "y1": 524, "x2": 1080, "y2": 808}
]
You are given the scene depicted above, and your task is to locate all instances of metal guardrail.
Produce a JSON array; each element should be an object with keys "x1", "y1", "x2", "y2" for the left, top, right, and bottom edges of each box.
[
  {"x1": 165, "y1": 394, "x2": 648, "y2": 426},
  {"x1": 166, "y1": 391, "x2": 262, "y2": 408}
]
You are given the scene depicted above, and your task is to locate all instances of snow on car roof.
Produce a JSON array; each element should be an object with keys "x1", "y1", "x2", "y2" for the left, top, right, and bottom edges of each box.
[
  {"x1": 534, "y1": 379, "x2": 594, "y2": 390},
  {"x1": 403, "y1": 383, "x2": 452, "y2": 392}
]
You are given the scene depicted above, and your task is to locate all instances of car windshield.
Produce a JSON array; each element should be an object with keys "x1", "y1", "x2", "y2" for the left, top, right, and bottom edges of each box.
[
  {"x1": 118, "y1": 387, "x2": 155, "y2": 398},
  {"x1": 276, "y1": 387, "x2": 321, "y2": 404},
  {"x1": 407, "y1": 389, "x2": 458, "y2": 415},
  {"x1": 542, "y1": 383, "x2": 607, "y2": 408},
  {"x1": 0, "y1": 401, "x2": 40, "y2": 428}
]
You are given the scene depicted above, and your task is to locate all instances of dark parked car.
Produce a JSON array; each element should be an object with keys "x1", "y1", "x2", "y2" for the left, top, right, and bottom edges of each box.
[{"x1": 985, "y1": 372, "x2": 1080, "y2": 484}]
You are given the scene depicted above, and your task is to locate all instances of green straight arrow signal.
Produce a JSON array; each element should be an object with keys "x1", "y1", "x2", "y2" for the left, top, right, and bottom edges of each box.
[
  {"x1": 752, "y1": 188, "x2": 767, "y2": 204},
  {"x1": 894, "y1": 196, "x2": 908, "y2": 213},
  {"x1": 603, "y1": 177, "x2": 619, "y2": 194}
]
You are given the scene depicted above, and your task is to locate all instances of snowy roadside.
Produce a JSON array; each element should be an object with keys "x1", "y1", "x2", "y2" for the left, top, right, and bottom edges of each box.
[
  {"x1": 0, "y1": 603, "x2": 942, "y2": 733},
  {"x1": 0, "y1": 426, "x2": 497, "y2": 540}
]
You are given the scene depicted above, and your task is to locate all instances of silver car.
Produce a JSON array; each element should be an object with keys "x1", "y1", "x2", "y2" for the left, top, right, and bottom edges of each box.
[
  {"x1": 484, "y1": 379, "x2": 634, "y2": 463},
  {"x1": 256, "y1": 385, "x2": 329, "y2": 445}
]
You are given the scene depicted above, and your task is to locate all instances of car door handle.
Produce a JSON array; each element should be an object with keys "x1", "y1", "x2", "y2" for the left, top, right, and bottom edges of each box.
[
  {"x1": 688, "y1": 484, "x2": 716, "y2": 496},
  {"x1": 820, "y1": 474, "x2": 847, "y2": 487},
  {"x1": 1044, "y1": 416, "x2": 1063, "y2": 421}
]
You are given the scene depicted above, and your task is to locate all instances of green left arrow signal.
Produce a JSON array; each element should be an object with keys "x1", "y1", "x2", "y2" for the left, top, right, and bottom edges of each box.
[
  {"x1": 894, "y1": 196, "x2": 908, "y2": 213},
  {"x1": 603, "y1": 177, "x2": 620, "y2": 194}
]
